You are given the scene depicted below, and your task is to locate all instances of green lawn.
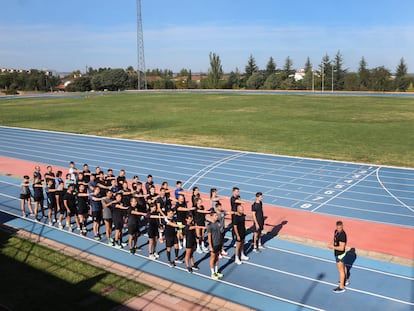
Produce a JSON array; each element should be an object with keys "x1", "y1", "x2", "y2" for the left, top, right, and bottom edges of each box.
[
  {"x1": 0, "y1": 229, "x2": 149, "y2": 311},
  {"x1": 1, "y1": 92, "x2": 413, "y2": 167}
]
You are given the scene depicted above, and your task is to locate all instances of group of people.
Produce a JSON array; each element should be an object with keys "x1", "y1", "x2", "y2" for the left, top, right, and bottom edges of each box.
[{"x1": 19, "y1": 162, "x2": 267, "y2": 279}]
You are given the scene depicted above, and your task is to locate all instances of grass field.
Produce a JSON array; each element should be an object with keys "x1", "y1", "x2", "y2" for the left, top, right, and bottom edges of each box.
[
  {"x1": 0, "y1": 229, "x2": 149, "y2": 310},
  {"x1": 1, "y1": 91, "x2": 413, "y2": 167}
]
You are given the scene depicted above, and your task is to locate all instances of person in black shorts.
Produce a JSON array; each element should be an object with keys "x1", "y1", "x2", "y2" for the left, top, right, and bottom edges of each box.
[
  {"x1": 63, "y1": 184, "x2": 81, "y2": 232},
  {"x1": 194, "y1": 198, "x2": 210, "y2": 253},
  {"x1": 127, "y1": 197, "x2": 148, "y2": 254},
  {"x1": 32, "y1": 176, "x2": 44, "y2": 221},
  {"x1": 214, "y1": 202, "x2": 235, "y2": 257},
  {"x1": 175, "y1": 194, "x2": 194, "y2": 249},
  {"x1": 207, "y1": 211, "x2": 224, "y2": 279},
  {"x1": 230, "y1": 187, "x2": 246, "y2": 244},
  {"x1": 147, "y1": 203, "x2": 162, "y2": 259},
  {"x1": 164, "y1": 209, "x2": 184, "y2": 267},
  {"x1": 252, "y1": 192, "x2": 265, "y2": 252},
  {"x1": 183, "y1": 213, "x2": 205, "y2": 273},
  {"x1": 89, "y1": 186, "x2": 103, "y2": 240},
  {"x1": 19, "y1": 175, "x2": 33, "y2": 217},
  {"x1": 112, "y1": 193, "x2": 128, "y2": 249},
  {"x1": 233, "y1": 204, "x2": 249, "y2": 265},
  {"x1": 329, "y1": 220, "x2": 348, "y2": 293},
  {"x1": 76, "y1": 183, "x2": 89, "y2": 235},
  {"x1": 45, "y1": 178, "x2": 57, "y2": 225}
]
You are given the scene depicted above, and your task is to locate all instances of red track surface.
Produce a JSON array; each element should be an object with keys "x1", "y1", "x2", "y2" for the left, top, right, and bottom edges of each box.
[{"x1": 1, "y1": 156, "x2": 413, "y2": 260}]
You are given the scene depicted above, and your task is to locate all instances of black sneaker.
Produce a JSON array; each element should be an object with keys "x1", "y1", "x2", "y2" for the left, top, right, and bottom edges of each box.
[
  {"x1": 187, "y1": 267, "x2": 193, "y2": 273},
  {"x1": 192, "y1": 265, "x2": 199, "y2": 271},
  {"x1": 333, "y1": 287, "x2": 345, "y2": 293},
  {"x1": 130, "y1": 248, "x2": 136, "y2": 254},
  {"x1": 169, "y1": 261, "x2": 176, "y2": 268}
]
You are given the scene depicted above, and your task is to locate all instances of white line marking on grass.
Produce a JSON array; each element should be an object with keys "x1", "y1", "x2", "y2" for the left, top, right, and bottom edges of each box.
[
  {"x1": 311, "y1": 168, "x2": 379, "y2": 212},
  {"x1": 376, "y1": 167, "x2": 414, "y2": 213}
]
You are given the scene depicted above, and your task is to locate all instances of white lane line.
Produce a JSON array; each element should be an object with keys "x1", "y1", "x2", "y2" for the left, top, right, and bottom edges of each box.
[
  {"x1": 263, "y1": 245, "x2": 414, "y2": 281},
  {"x1": 183, "y1": 153, "x2": 246, "y2": 190},
  {"x1": 311, "y1": 168, "x2": 379, "y2": 212},
  {"x1": 376, "y1": 167, "x2": 414, "y2": 213},
  {"x1": 242, "y1": 260, "x2": 413, "y2": 306}
]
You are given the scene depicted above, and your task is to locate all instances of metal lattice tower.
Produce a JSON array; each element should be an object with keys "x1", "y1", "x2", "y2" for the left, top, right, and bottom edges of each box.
[{"x1": 136, "y1": 0, "x2": 147, "y2": 90}]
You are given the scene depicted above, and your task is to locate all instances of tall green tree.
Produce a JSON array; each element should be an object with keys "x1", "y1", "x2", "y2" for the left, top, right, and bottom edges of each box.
[
  {"x1": 265, "y1": 57, "x2": 276, "y2": 79},
  {"x1": 320, "y1": 54, "x2": 332, "y2": 91},
  {"x1": 207, "y1": 52, "x2": 223, "y2": 88},
  {"x1": 358, "y1": 56, "x2": 370, "y2": 91},
  {"x1": 333, "y1": 51, "x2": 346, "y2": 90},
  {"x1": 370, "y1": 66, "x2": 392, "y2": 91},
  {"x1": 394, "y1": 57, "x2": 410, "y2": 91},
  {"x1": 245, "y1": 54, "x2": 258, "y2": 79},
  {"x1": 282, "y1": 56, "x2": 294, "y2": 80},
  {"x1": 303, "y1": 57, "x2": 313, "y2": 90}
]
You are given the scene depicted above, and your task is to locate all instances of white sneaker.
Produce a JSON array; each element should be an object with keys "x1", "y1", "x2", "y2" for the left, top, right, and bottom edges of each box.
[
  {"x1": 196, "y1": 246, "x2": 203, "y2": 254},
  {"x1": 235, "y1": 258, "x2": 243, "y2": 265},
  {"x1": 221, "y1": 250, "x2": 228, "y2": 256},
  {"x1": 241, "y1": 254, "x2": 249, "y2": 261},
  {"x1": 259, "y1": 244, "x2": 266, "y2": 249},
  {"x1": 149, "y1": 254, "x2": 156, "y2": 260},
  {"x1": 153, "y1": 252, "x2": 160, "y2": 259},
  {"x1": 202, "y1": 245, "x2": 209, "y2": 253}
]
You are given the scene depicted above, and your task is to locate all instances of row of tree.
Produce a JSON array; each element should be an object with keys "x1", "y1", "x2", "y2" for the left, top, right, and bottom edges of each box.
[{"x1": 1, "y1": 52, "x2": 412, "y2": 93}]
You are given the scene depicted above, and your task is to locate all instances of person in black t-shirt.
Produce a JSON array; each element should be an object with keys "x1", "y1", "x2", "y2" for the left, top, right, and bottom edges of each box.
[
  {"x1": 233, "y1": 204, "x2": 249, "y2": 265},
  {"x1": 329, "y1": 220, "x2": 348, "y2": 293},
  {"x1": 183, "y1": 213, "x2": 205, "y2": 273},
  {"x1": 63, "y1": 184, "x2": 81, "y2": 232},
  {"x1": 163, "y1": 209, "x2": 184, "y2": 267},
  {"x1": 252, "y1": 192, "x2": 265, "y2": 252},
  {"x1": 145, "y1": 174, "x2": 154, "y2": 194}
]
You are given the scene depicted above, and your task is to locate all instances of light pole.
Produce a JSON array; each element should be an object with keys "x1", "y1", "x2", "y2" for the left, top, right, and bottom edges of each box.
[
  {"x1": 331, "y1": 62, "x2": 334, "y2": 93},
  {"x1": 321, "y1": 64, "x2": 324, "y2": 93}
]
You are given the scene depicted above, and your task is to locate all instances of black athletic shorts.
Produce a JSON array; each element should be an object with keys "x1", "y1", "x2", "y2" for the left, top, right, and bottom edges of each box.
[
  {"x1": 165, "y1": 235, "x2": 178, "y2": 247},
  {"x1": 128, "y1": 223, "x2": 139, "y2": 235},
  {"x1": 92, "y1": 210, "x2": 102, "y2": 222}
]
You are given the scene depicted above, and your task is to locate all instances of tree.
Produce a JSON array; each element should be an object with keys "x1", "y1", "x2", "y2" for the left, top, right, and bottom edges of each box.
[
  {"x1": 207, "y1": 52, "x2": 223, "y2": 88},
  {"x1": 91, "y1": 68, "x2": 128, "y2": 91},
  {"x1": 394, "y1": 58, "x2": 410, "y2": 92},
  {"x1": 320, "y1": 54, "x2": 332, "y2": 91},
  {"x1": 246, "y1": 72, "x2": 265, "y2": 89},
  {"x1": 263, "y1": 73, "x2": 280, "y2": 90},
  {"x1": 370, "y1": 66, "x2": 392, "y2": 91},
  {"x1": 225, "y1": 70, "x2": 241, "y2": 89},
  {"x1": 282, "y1": 56, "x2": 294, "y2": 80},
  {"x1": 303, "y1": 57, "x2": 313, "y2": 90},
  {"x1": 333, "y1": 51, "x2": 346, "y2": 90},
  {"x1": 265, "y1": 57, "x2": 276, "y2": 79},
  {"x1": 344, "y1": 73, "x2": 360, "y2": 91},
  {"x1": 245, "y1": 54, "x2": 258, "y2": 79},
  {"x1": 358, "y1": 57, "x2": 370, "y2": 91},
  {"x1": 66, "y1": 76, "x2": 92, "y2": 92}
]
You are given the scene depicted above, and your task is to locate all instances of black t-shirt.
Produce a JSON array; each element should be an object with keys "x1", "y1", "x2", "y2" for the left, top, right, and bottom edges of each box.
[
  {"x1": 233, "y1": 213, "x2": 246, "y2": 236},
  {"x1": 145, "y1": 181, "x2": 154, "y2": 194},
  {"x1": 252, "y1": 201, "x2": 264, "y2": 224},
  {"x1": 175, "y1": 201, "x2": 187, "y2": 223},
  {"x1": 164, "y1": 216, "x2": 177, "y2": 238},
  {"x1": 231, "y1": 195, "x2": 241, "y2": 212},
  {"x1": 183, "y1": 224, "x2": 196, "y2": 245},
  {"x1": 334, "y1": 230, "x2": 347, "y2": 256},
  {"x1": 63, "y1": 192, "x2": 76, "y2": 210},
  {"x1": 128, "y1": 206, "x2": 140, "y2": 225},
  {"x1": 156, "y1": 195, "x2": 171, "y2": 213}
]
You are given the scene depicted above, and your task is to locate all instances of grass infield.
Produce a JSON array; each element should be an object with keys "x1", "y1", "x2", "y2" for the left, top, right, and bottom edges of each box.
[
  {"x1": 0, "y1": 229, "x2": 149, "y2": 310},
  {"x1": 0, "y1": 91, "x2": 413, "y2": 167}
]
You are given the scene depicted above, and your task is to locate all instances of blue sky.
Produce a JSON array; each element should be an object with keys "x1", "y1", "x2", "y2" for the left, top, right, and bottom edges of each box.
[{"x1": 1, "y1": 0, "x2": 413, "y2": 73}]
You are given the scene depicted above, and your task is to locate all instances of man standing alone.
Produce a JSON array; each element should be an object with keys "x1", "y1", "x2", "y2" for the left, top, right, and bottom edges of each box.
[{"x1": 329, "y1": 220, "x2": 348, "y2": 293}]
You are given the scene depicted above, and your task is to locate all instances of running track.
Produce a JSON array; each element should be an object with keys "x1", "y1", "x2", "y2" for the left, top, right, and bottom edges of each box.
[{"x1": 0, "y1": 126, "x2": 413, "y2": 310}]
